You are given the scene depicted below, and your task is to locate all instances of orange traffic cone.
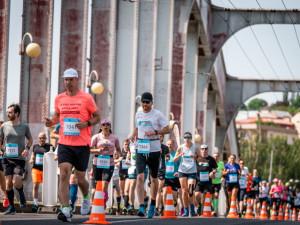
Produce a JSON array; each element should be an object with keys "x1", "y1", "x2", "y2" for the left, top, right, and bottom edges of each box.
[
  {"x1": 284, "y1": 205, "x2": 289, "y2": 221},
  {"x1": 84, "y1": 181, "x2": 111, "y2": 224},
  {"x1": 244, "y1": 198, "x2": 254, "y2": 219},
  {"x1": 270, "y1": 202, "x2": 277, "y2": 220},
  {"x1": 277, "y1": 205, "x2": 283, "y2": 220},
  {"x1": 260, "y1": 201, "x2": 268, "y2": 220},
  {"x1": 161, "y1": 186, "x2": 178, "y2": 219},
  {"x1": 297, "y1": 209, "x2": 300, "y2": 221},
  {"x1": 200, "y1": 192, "x2": 213, "y2": 218},
  {"x1": 291, "y1": 208, "x2": 297, "y2": 221},
  {"x1": 227, "y1": 195, "x2": 239, "y2": 219}
]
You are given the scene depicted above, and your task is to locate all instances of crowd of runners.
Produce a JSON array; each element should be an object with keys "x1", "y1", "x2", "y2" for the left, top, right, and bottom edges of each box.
[{"x1": 0, "y1": 68, "x2": 299, "y2": 222}]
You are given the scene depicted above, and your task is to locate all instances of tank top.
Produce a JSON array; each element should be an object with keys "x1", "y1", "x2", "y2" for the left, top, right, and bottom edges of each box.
[
  {"x1": 129, "y1": 142, "x2": 136, "y2": 166},
  {"x1": 178, "y1": 143, "x2": 197, "y2": 174}
]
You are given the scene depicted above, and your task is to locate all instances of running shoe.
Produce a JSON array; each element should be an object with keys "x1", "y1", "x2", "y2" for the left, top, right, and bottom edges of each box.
[
  {"x1": 122, "y1": 207, "x2": 128, "y2": 215},
  {"x1": 190, "y1": 204, "x2": 196, "y2": 217},
  {"x1": 58, "y1": 207, "x2": 72, "y2": 222},
  {"x1": 182, "y1": 208, "x2": 189, "y2": 217},
  {"x1": 197, "y1": 206, "x2": 202, "y2": 216},
  {"x1": 155, "y1": 208, "x2": 160, "y2": 216},
  {"x1": 19, "y1": 191, "x2": 27, "y2": 208},
  {"x1": 148, "y1": 205, "x2": 155, "y2": 218},
  {"x1": 32, "y1": 205, "x2": 38, "y2": 213},
  {"x1": 3, "y1": 198, "x2": 9, "y2": 207},
  {"x1": 4, "y1": 205, "x2": 16, "y2": 215},
  {"x1": 128, "y1": 205, "x2": 135, "y2": 215},
  {"x1": 80, "y1": 197, "x2": 91, "y2": 215},
  {"x1": 180, "y1": 207, "x2": 184, "y2": 216},
  {"x1": 137, "y1": 206, "x2": 146, "y2": 217}
]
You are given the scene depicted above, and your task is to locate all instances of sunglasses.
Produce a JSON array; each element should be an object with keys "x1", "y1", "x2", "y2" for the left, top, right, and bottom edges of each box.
[
  {"x1": 102, "y1": 123, "x2": 111, "y2": 126},
  {"x1": 142, "y1": 101, "x2": 151, "y2": 104},
  {"x1": 240, "y1": 162, "x2": 245, "y2": 164},
  {"x1": 184, "y1": 136, "x2": 192, "y2": 139},
  {"x1": 39, "y1": 137, "x2": 46, "y2": 139},
  {"x1": 201, "y1": 148, "x2": 208, "y2": 150}
]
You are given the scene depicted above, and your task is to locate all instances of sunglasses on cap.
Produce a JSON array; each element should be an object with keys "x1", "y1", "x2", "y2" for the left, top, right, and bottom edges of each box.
[
  {"x1": 101, "y1": 123, "x2": 111, "y2": 126},
  {"x1": 142, "y1": 101, "x2": 151, "y2": 104},
  {"x1": 184, "y1": 136, "x2": 192, "y2": 139}
]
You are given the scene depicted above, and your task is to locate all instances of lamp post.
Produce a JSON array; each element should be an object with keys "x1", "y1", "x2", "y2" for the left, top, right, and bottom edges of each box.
[
  {"x1": 87, "y1": 70, "x2": 104, "y2": 95},
  {"x1": 19, "y1": 32, "x2": 41, "y2": 57}
]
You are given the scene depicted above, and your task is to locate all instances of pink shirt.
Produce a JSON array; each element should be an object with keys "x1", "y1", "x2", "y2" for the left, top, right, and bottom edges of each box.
[
  {"x1": 91, "y1": 133, "x2": 120, "y2": 166},
  {"x1": 271, "y1": 185, "x2": 283, "y2": 198},
  {"x1": 55, "y1": 90, "x2": 98, "y2": 146}
]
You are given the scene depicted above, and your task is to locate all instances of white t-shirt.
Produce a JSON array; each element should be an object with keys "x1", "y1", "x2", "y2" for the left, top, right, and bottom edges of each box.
[
  {"x1": 239, "y1": 167, "x2": 249, "y2": 189},
  {"x1": 259, "y1": 186, "x2": 269, "y2": 198},
  {"x1": 135, "y1": 109, "x2": 169, "y2": 152}
]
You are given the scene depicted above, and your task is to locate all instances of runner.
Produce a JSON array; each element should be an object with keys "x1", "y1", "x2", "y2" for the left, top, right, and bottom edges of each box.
[
  {"x1": 237, "y1": 158, "x2": 248, "y2": 217},
  {"x1": 45, "y1": 68, "x2": 100, "y2": 222},
  {"x1": 129, "y1": 92, "x2": 170, "y2": 218},
  {"x1": 0, "y1": 121, "x2": 9, "y2": 208},
  {"x1": 258, "y1": 180, "x2": 269, "y2": 211},
  {"x1": 0, "y1": 104, "x2": 33, "y2": 215},
  {"x1": 117, "y1": 139, "x2": 131, "y2": 215},
  {"x1": 195, "y1": 144, "x2": 217, "y2": 216},
  {"x1": 162, "y1": 139, "x2": 180, "y2": 215},
  {"x1": 269, "y1": 178, "x2": 283, "y2": 211},
  {"x1": 155, "y1": 134, "x2": 169, "y2": 216},
  {"x1": 29, "y1": 132, "x2": 52, "y2": 212},
  {"x1": 126, "y1": 140, "x2": 137, "y2": 215},
  {"x1": 211, "y1": 150, "x2": 225, "y2": 216},
  {"x1": 173, "y1": 132, "x2": 201, "y2": 217},
  {"x1": 223, "y1": 154, "x2": 241, "y2": 215},
  {"x1": 90, "y1": 119, "x2": 122, "y2": 209},
  {"x1": 251, "y1": 169, "x2": 261, "y2": 216}
]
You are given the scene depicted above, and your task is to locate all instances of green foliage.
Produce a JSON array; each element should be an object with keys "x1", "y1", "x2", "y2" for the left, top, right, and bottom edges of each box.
[
  {"x1": 239, "y1": 135, "x2": 300, "y2": 182},
  {"x1": 247, "y1": 98, "x2": 268, "y2": 110},
  {"x1": 289, "y1": 96, "x2": 300, "y2": 114}
]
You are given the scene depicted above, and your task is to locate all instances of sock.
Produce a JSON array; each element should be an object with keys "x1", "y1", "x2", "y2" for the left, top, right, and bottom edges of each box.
[
  {"x1": 214, "y1": 199, "x2": 219, "y2": 211},
  {"x1": 117, "y1": 197, "x2": 121, "y2": 210},
  {"x1": 198, "y1": 202, "x2": 202, "y2": 208},
  {"x1": 16, "y1": 185, "x2": 24, "y2": 195},
  {"x1": 144, "y1": 196, "x2": 149, "y2": 204},
  {"x1": 7, "y1": 189, "x2": 15, "y2": 209},
  {"x1": 82, "y1": 193, "x2": 90, "y2": 200},
  {"x1": 103, "y1": 191, "x2": 109, "y2": 206},
  {"x1": 174, "y1": 200, "x2": 177, "y2": 207},
  {"x1": 69, "y1": 184, "x2": 78, "y2": 205},
  {"x1": 150, "y1": 199, "x2": 156, "y2": 206},
  {"x1": 190, "y1": 204, "x2": 195, "y2": 211},
  {"x1": 34, "y1": 198, "x2": 39, "y2": 206},
  {"x1": 123, "y1": 195, "x2": 129, "y2": 208}
]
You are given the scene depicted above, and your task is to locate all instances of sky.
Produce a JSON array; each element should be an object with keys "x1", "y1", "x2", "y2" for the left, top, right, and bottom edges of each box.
[{"x1": 6, "y1": 0, "x2": 300, "y2": 111}]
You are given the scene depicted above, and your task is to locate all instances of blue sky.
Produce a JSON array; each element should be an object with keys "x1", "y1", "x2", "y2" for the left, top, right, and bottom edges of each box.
[{"x1": 6, "y1": 0, "x2": 300, "y2": 111}]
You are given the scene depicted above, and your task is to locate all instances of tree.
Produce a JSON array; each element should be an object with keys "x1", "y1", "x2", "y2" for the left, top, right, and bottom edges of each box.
[
  {"x1": 247, "y1": 98, "x2": 268, "y2": 110},
  {"x1": 289, "y1": 96, "x2": 300, "y2": 114}
]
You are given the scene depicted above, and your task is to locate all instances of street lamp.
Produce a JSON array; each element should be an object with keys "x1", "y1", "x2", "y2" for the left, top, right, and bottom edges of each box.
[
  {"x1": 19, "y1": 32, "x2": 41, "y2": 57},
  {"x1": 195, "y1": 128, "x2": 201, "y2": 143},
  {"x1": 87, "y1": 70, "x2": 104, "y2": 94}
]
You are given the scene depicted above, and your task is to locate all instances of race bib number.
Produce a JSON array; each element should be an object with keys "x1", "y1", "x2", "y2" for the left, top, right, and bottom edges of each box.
[
  {"x1": 229, "y1": 174, "x2": 238, "y2": 183},
  {"x1": 215, "y1": 172, "x2": 220, "y2": 179},
  {"x1": 113, "y1": 168, "x2": 119, "y2": 177},
  {"x1": 122, "y1": 159, "x2": 130, "y2": 169},
  {"x1": 182, "y1": 156, "x2": 195, "y2": 167},
  {"x1": 274, "y1": 192, "x2": 279, "y2": 198},
  {"x1": 295, "y1": 198, "x2": 300, "y2": 206},
  {"x1": 137, "y1": 140, "x2": 150, "y2": 154},
  {"x1": 200, "y1": 171, "x2": 209, "y2": 182},
  {"x1": 239, "y1": 176, "x2": 246, "y2": 188},
  {"x1": 97, "y1": 155, "x2": 110, "y2": 169},
  {"x1": 6, "y1": 144, "x2": 18, "y2": 157},
  {"x1": 64, "y1": 118, "x2": 80, "y2": 136},
  {"x1": 165, "y1": 162, "x2": 175, "y2": 175},
  {"x1": 35, "y1": 154, "x2": 44, "y2": 165}
]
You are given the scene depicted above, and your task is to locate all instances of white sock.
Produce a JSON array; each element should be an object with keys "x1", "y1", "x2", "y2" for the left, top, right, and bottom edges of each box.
[{"x1": 34, "y1": 198, "x2": 38, "y2": 206}]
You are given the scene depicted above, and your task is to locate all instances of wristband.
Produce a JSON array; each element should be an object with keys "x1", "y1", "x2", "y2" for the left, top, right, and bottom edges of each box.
[
  {"x1": 155, "y1": 130, "x2": 158, "y2": 135},
  {"x1": 26, "y1": 146, "x2": 31, "y2": 150},
  {"x1": 87, "y1": 120, "x2": 91, "y2": 126}
]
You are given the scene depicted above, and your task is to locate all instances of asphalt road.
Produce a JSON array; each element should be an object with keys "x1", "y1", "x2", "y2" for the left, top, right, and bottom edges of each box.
[{"x1": 1, "y1": 214, "x2": 296, "y2": 225}]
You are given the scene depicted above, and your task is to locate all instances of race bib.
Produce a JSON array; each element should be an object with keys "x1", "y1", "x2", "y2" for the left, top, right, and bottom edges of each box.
[
  {"x1": 128, "y1": 166, "x2": 136, "y2": 176},
  {"x1": 97, "y1": 155, "x2": 110, "y2": 169},
  {"x1": 165, "y1": 162, "x2": 175, "y2": 175},
  {"x1": 215, "y1": 172, "x2": 220, "y2": 179},
  {"x1": 239, "y1": 176, "x2": 246, "y2": 188},
  {"x1": 137, "y1": 140, "x2": 150, "y2": 154},
  {"x1": 122, "y1": 159, "x2": 130, "y2": 169},
  {"x1": 200, "y1": 171, "x2": 209, "y2": 182},
  {"x1": 274, "y1": 192, "x2": 279, "y2": 198},
  {"x1": 35, "y1": 154, "x2": 44, "y2": 165},
  {"x1": 63, "y1": 118, "x2": 80, "y2": 135},
  {"x1": 6, "y1": 144, "x2": 18, "y2": 157},
  {"x1": 229, "y1": 174, "x2": 238, "y2": 183},
  {"x1": 294, "y1": 198, "x2": 300, "y2": 206},
  {"x1": 182, "y1": 156, "x2": 194, "y2": 167},
  {"x1": 113, "y1": 168, "x2": 119, "y2": 177}
]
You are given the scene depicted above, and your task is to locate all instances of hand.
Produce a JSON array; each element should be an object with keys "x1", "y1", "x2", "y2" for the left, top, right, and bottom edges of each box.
[
  {"x1": 209, "y1": 172, "x2": 215, "y2": 179},
  {"x1": 174, "y1": 172, "x2": 178, "y2": 177},
  {"x1": 129, "y1": 135, "x2": 136, "y2": 142},
  {"x1": 0, "y1": 151, "x2": 3, "y2": 156},
  {"x1": 54, "y1": 155, "x2": 58, "y2": 161},
  {"x1": 29, "y1": 159, "x2": 33, "y2": 164},
  {"x1": 190, "y1": 154, "x2": 196, "y2": 159},
  {"x1": 125, "y1": 160, "x2": 131, "y2": 165},
  {"x1": 75, "y1": 119, "x2": 88, "y2": 130},
  {"x1": 180, "y1": 152, "x2": 185, "y2": 156},
  {"x1": 21, "y1": 149, "x2": 29, "y2": 157},
  {"x1": 45, "y1": 118, "x2": 53, "y2": 127},
  {"x1": 144, "y1": 130, "x2": 155, "y2": 137}
]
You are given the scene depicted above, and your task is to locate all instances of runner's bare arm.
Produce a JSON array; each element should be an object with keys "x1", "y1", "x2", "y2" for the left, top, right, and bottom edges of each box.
[
  {"x1": 173, "y1": 147, "x2": 182, "y2": 162},
  {"x1": 45, "y1": 111, "x2": 60, "y2": 127},
  {"x1": 76, "y1": 110, "x2": 101, "y2": 129},
  {"x1": 129, "y1": 128, "x2": 138, "y2": 141}
]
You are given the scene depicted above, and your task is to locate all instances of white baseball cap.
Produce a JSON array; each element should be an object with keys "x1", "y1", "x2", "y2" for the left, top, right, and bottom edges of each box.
[{"x1": 63, "y1": 68, "x2": 78, "y2": 78}]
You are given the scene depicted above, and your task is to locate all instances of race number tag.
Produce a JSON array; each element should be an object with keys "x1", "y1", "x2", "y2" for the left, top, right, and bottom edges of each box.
[
  {"x1": 229, "y1": 174, "x2": 238, "y2": 183},
  {"x1": 215, "y1": 172, "x2": 220, "y2": 179},
  {"x1": 165, "y1": 162, "x2": 175, "y2": 175},
  {"x1": 274, "y1": 192, "x2": 279, "y2": 198},
  {"x1": 137, "y1": 140, "x2": 150, "y2": 154},
  {"x1": 64, "y1": 118, "x2": 80, "y2": 136},
  {"x1": 122, "y1": 159, "x2": 130, "y2": 169},
  {"x1": 35, "y1": 154, "x2": 44, "y2": 165},
  {"x1": 239, "y1": 176, "x2": 246, "y2": 188},
  {"x1": 97, "y1": 155, "x2": 110, "y2": 169},
  {"x1": 182, "y1": 156, "x2": 194, "y2": 167},
  {"x1": 200, "y1": 172, "x2": 209, "y2": 182},
  {"x1": 113, "y1": 167, "x2": 119, "y2": 177},
  {"x1": 6, "y1": 144, "x2": 18, "y2": 157}
]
